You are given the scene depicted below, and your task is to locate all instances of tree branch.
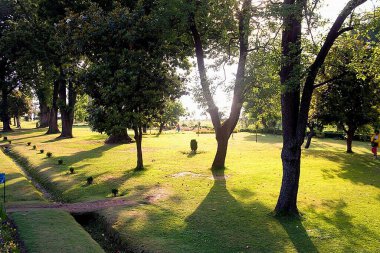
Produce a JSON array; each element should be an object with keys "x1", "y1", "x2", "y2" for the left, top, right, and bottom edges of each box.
[{"x1": 313, "y1": 73, "x2": 346, "y2": 89}]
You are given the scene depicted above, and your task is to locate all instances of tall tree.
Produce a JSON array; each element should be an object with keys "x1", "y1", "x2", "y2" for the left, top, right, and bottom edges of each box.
[
  {"x1": 187, "y1": 0, "x2": 276, "y2": 169},
  {"x1": 69, "y1": 1, "x2": 187, "y2": 169},
  {"x1": 276, "y1": 0, "x2": 367, "y2": 216}
]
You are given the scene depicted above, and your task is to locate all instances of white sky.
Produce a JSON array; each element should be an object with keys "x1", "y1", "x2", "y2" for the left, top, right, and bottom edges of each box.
[{"x1": 181, "y1": 0, "x2": 379, "y2": 120}]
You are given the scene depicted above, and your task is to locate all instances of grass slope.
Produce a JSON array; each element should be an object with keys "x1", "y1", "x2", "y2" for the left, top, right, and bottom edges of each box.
[
  {"x1": 3, "y1": 126, "x2": 380, "y2": 252},
  {"x1": 11, "y1": 210, "x2": 104, "y2": 253}
]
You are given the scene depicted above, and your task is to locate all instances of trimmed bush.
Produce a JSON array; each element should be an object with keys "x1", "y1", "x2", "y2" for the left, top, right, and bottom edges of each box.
[
  {"x1": 32, "y1": 145, "x2": 36, "y2": 150},
  {"x1": 40, "y1": 149, "x2": 44, "y2": 154},
  {"x1": 3, "y1": 137, "x2": 7, "y2": 141},
  {"x1": 87, "y1": 176, "x2": 93, "y2": 185},
  {"x1": 69, "y1": 167, "x2": 74, "y2": 174},
  {"x1": 111, "y1": 188, "x2": 119, "y2": 197},
  {"x1": 8, "y1": 140, "x2": 11, "y2": 144},
  {"x1": 27, "y1": 142, "x2": 31, "y2": 146},
  {"x1": 46, "y1": 152, "x2": 52, "y2": 158},
  {"x1": 58, "y1": 159, "x2": 63, "y2": 165},
  {"x1": 190, "y1": 139, "x2": 198, "y2": 153}
]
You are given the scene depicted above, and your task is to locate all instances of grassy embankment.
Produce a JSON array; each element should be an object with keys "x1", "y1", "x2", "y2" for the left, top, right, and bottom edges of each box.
[
  {"x1": 2, "y1": 124, "x2": 380, "y2": 252},
  {"x1": 0, "y1": 141, "x2": 104, "y2": 253}
]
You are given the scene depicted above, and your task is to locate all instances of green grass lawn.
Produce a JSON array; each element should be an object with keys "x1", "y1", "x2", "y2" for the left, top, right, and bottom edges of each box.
[
  {"x1": 1, "y1": 135, "x2": 105, "y2": 253},
  {"x1": 11, "y1": 210, "x2": 104, "y2": 253},
  {"x1": 2, "y1": 126, "x2": 380, "y2": 252}
]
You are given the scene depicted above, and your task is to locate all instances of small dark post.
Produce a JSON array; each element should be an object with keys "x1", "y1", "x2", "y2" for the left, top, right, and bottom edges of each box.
[{"x1": 255, "y1": 126, "x2": 258, "y2": 143}]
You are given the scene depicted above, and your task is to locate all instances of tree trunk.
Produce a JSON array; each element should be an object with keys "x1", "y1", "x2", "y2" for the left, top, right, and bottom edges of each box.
[
  {"x1": 189, "y1": 1, "x2": 251, "y2": 169},
  {"x1": 305, "y1": 126, "x2": 315, "y2": 149},
  {"x1": 39, "y1": 103, "x2": 50, "y2": 128},
  {"x1": 59, "y1": 77, "x2": 76, "y2": 138},
  {"x1": 13, "y1": 117, "x2": 16, "y2": 126},
  {"x1": 1, "y1": 87, "x2": 12, "y2": 132},
  {"x1": 16, "y1": 116, "x2": 21, "y2": 128},
  {"x1": 346, "y1": 127, "x2": 356, "y2": 153},
  {"x1": 142, "y1": 124, "x2": 147, "y2": 134},
  {"x1": 275, "y1": 146, "x2": 301, "y2": 216},
  {"x1": 46, "y1": 80, "x2": 60, "y2": 134},
  {"x1": 212, "y1": 128, "x2": 230, "y2": 169},
  {"x1": 133, "y1": 126, "x2": 144, "y2": 170},
  {"x1": 105, "y1": 130, "x2": 133, "y2": 144},
  {"x1": 158, "y1": 122, "x2": 165, "y2": 135}
]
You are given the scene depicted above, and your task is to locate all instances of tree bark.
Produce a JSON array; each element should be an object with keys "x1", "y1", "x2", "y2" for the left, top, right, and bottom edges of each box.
[
  {"x1": 133, "y1": 126, "x2": 144, "y2": 170},
  {"x1": 39, "y1": 103, "x2": 50, "y2": 128},
  {"x1": 46, "y1": 80, "x2": 60, "y2": 134},
  {"x1": 275, "y1": 145, "x2": 301, "y2": 216},
  {"x1": 212, "y1": 128, "x2": 230, "y2": 169},
  {"x1": 1, "y1": 87, "x2": 12, "y2": 132},
  {"x1": 345, "y1": 127, "x2": 356, "y2": 153},
  {"x1": 59, "y1": 77, "x2": 76, "y2": 138},
  {"x1": 275, "y1": 0, "x2": 367, "y2": 216}
]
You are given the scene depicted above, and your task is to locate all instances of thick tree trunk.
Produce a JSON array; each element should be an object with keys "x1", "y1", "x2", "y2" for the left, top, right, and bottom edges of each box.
[
  {"x1": 142, "y1": 124, "x2": 147, "y2": 134},
  {"x1": 212, "y1": 129, "x2": 230, "y2": 169},
  {"x1": 346, "y1": 128, "x2": 356, "y2": 153},
  {"x1": 46, "y1": 80, "x2": 60, "y2": 134},
  {"x1": 1, "y1": 88, "x2": 12, "y2": 132},
  {"x1": 133, "y1": 126, "x2": 144, "y2": 170},
  {"x1": 275, "y1": 0, "x2": 366, "y2": 216},
  {"x1": 275, "y1": 146, "x2": 301, "y2": 216},
  {"x1": 39, "y1": 103, "x2": 50, "y2": 128},
  {"x1": 58, "y1": 77, "x2": 77, "y2": 138},
  {"x1": 105, "y1": 130, "x2": 133, "y2": 144}
]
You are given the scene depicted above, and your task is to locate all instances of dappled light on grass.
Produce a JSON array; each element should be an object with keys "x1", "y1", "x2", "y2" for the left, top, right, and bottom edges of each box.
[{"x1": 3, "y1": 126, "x2": 380, "y2": 251}]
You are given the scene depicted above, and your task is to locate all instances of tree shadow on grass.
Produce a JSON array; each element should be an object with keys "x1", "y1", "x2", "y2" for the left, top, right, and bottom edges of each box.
[
  {"x1": 305, "y1": 199, "x2": 380, "y2": 252},
  {"x1": 306, "y1": 150, "x2": 380, "y2": 188}
]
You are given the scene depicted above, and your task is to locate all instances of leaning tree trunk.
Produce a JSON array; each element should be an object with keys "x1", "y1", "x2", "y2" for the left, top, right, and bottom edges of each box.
[
  {"x1": 1, "y1": 87, "x2": 12, "y2": 132},
  {"x1": 133, "y1": 126, "x2": 144, "y2": 170},
  {"x1": 39, "y1": 103, "x2": 50, "y2": 128},
  {"x1": 59, "y1": 79, "x2": 76, "y2": 138},
  {"x1": 212, "y1": 127, "x2": 230, "y2": 169},
  {"x1": 345, "y1": 127, "x2": 356, "y2": 153},
  {"x1": 46, "y1": 80, "x2": 60, "y2": 134}
]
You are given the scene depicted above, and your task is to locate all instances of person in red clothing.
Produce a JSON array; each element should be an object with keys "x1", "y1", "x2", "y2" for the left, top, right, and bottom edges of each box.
[{"x1": 370, "y1": 130, "x2": 379, "y2": 159}]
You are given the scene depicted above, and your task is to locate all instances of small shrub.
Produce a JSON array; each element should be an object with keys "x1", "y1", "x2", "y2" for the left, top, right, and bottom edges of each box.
[
  {"x1": 3, "y1": 136, "x2": 7, "y2": 141},
  {"x1": 87, "y1": 176, "x2": 93, "y2": 185},
  {"x1": 27, "y1": 142, "x2": 31, "y2": 146},
  {"x1": 190, "y1": 139, "x2": 198, "y2": 153},
  {"x1": 32, "y1": 145, "x2": 36, "y2": 150},
  {"x1": 46, "y1": 152, "x2": 52, "y2": 158},
  {"x1": 40, "y1": 149, "x2": 44, "y2": 154},
  {"x1": 111, "y1": 188, "x2": 119, "y2": 197},
  {"x1": 8, "y1": 140, "x2": 11, "y2": 144},
  {"x1": 69, "y1": 167, "x2": 74, "y2": 174},
  {"x1": 58, "y1": 159, "x2": 63, "y2": 165}
]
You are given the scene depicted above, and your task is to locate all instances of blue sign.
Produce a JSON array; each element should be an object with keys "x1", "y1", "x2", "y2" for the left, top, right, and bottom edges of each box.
[{"x1": 0, "y1": 173, "x2": 5, "y2": 184}]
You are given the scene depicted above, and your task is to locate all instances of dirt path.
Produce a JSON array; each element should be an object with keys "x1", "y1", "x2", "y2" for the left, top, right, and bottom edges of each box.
[{"x1": 6, "y1": 198, "x2": 142, "y2": 213}]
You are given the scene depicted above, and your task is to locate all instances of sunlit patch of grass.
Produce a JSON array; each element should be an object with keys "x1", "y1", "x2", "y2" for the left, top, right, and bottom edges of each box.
[{"x1": 5, "y1": 126, "x2": 380, "y2": 252}]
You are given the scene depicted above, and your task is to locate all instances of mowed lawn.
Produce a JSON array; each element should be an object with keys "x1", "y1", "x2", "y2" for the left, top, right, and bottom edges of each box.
[{"x1": 3, "y1": 125, "x2": 380, "y2": 252}]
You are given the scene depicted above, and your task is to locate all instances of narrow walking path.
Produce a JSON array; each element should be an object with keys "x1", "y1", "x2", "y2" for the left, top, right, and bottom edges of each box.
[{"x1": 6, "y1": 198, "x2": 140, "y2": 213}]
